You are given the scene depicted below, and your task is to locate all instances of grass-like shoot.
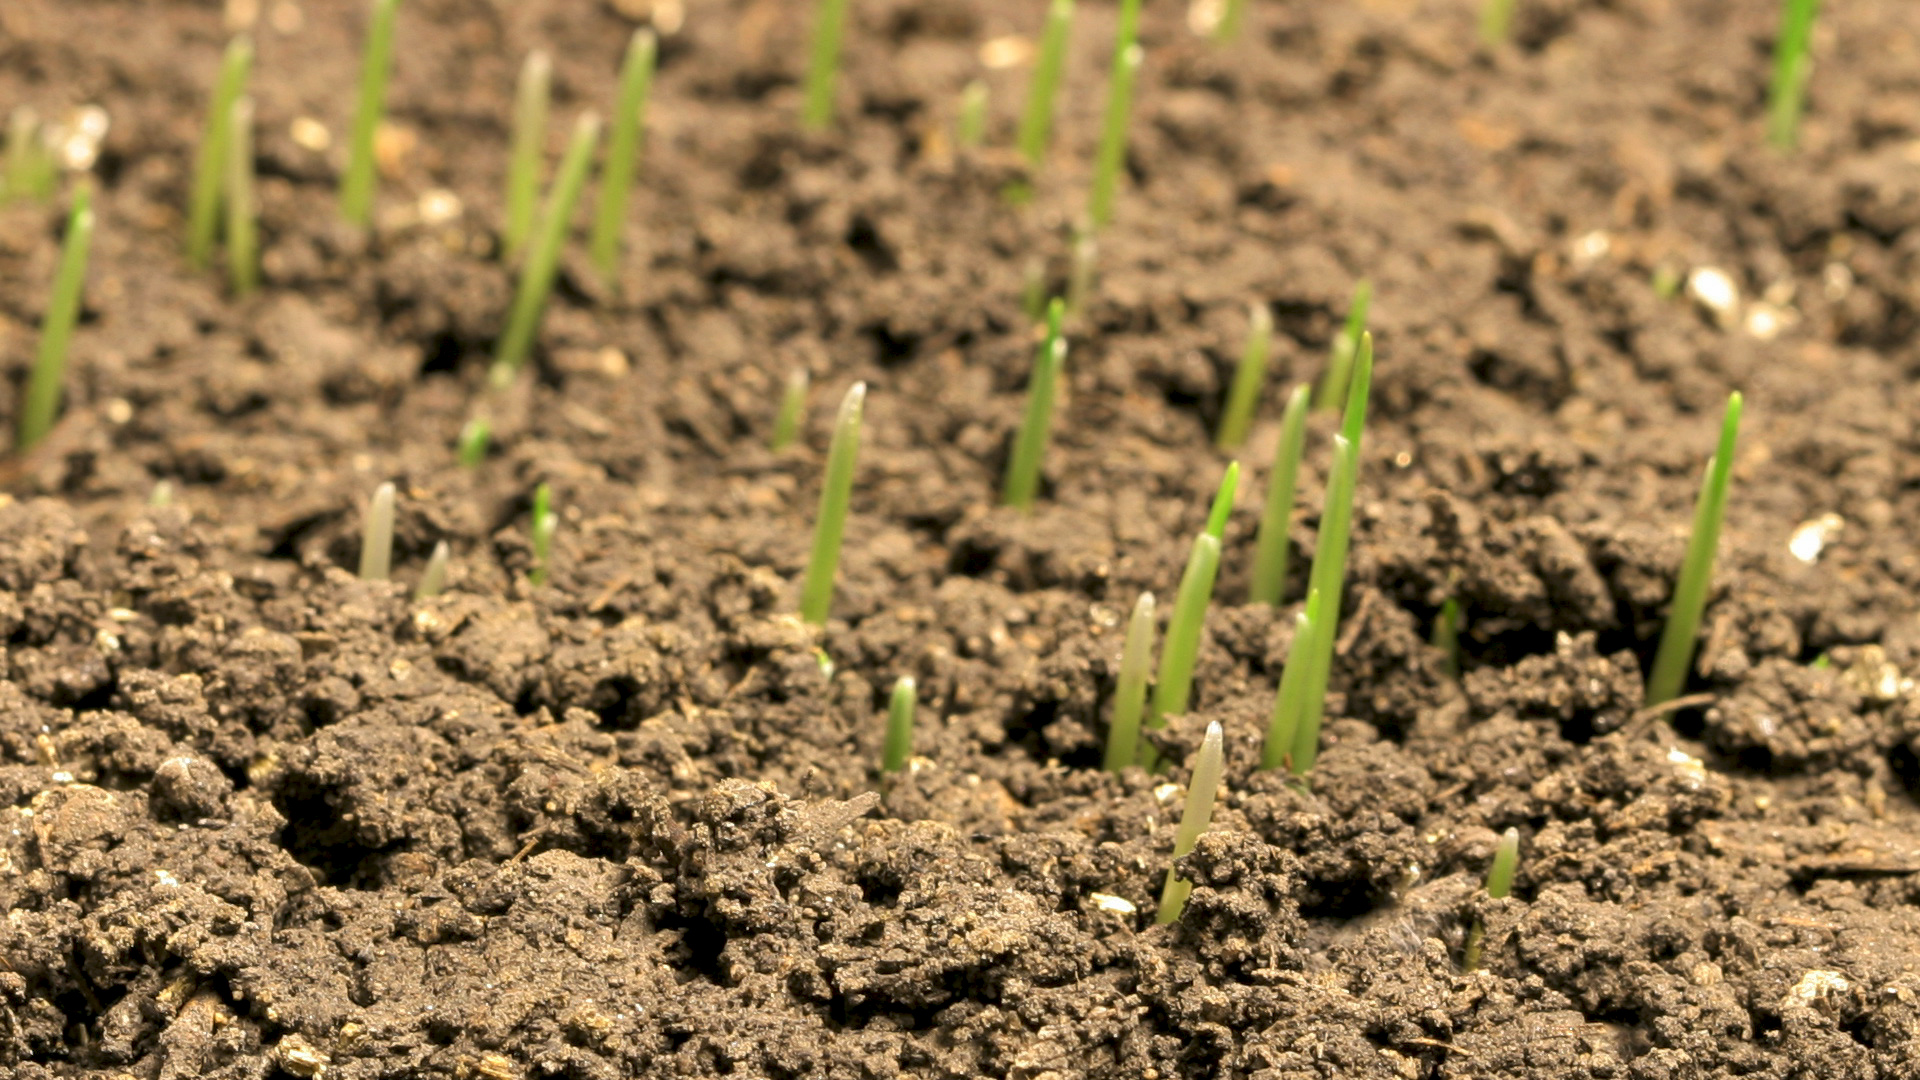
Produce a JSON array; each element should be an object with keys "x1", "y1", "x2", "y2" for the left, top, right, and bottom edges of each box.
[
  {"x1": 1480, "y1": 0, "x2": 1517, "y2": 47},
  {"x1": 802, "y1": 0, "x2": 850, "y2": 132},
  {"x1": 502, "y1": 50, "x2": 552, "y2": 264},
  {"x1": 1462, "y1": 826, "x2": 1520, "y2": 971},
  {"x1": 1002, "y1": 298, "x2": 1066, "y2": 511},
  {"x1": 1213, "y1": 0, "x2": 1249, "y2": 41},
  {"x1": 1261, "y1": 586, "x2": 1318, "y2": 770},
  {"x1": 529, "y1": 482, "x2": 556, "y2": 587},
  {"x1": 771, "y1": 369, "x2": 810, "y2": 451},
  {"x1": 882, "y1": 676, "x2": 916, "y2": 774},
  {"x1": 1156, "y1": 720, "x2": 1224, "y2": 924},
  {"x1": 490, "y1": 112, "x2": 603, "y2": 389},
  {"x1": 415, "y1": 539, "x2": 449, "y2": 599},
  {"x1": 1142, "y1": 462, "x2": 1238, "y2": 769},
  {"x1": 1216, "y1": 301, "x2": 1273, "y2": 451},
  {"x1": 4, "y1": 108, "x2": 56, "y2": 203},
  {"x1": 186, "y1": 35, "x2": 253, "y2": 269},
  {"x1": 1087, "y1": 0, "x2": 1144, "y2": 229},
  {"x1": 18, "y1": 185, "x2": 94, "y2": 452},
  {"x1": 590, "y1": 29, "x2": 658, "y2": 283},
  {"x1": 1265, "y1": 333, "x2": 1374, "y2": 777},
  {"x1": 226, "y1": 98, "x2": 258, "y2": 298},
  {"x1": 1317, "y1": 279, "x2": 1372, "y2": 414},
  {"x1": 149, "y1": 480, "x2": 175, "y2": 508},
  {"x1": 1645, "y1": 391, "x2": 1743, "y2": 706},
  {"x1": 1016, "y1": 0, "x2": 1075, "y2": 171},
  {"x1": 1248, "y1": 383, "x2": 1311, "y2": 605},
  {"x1": 1767, "y1": 0, "x2": 1821, "y2": 150},
  {"x1": 358, "y1": 482, "x2": 396, "y2": 580},
  {"x1": 955, "y1": 80, "x2": 989, "y2": 149},
  {"x1": 340, "y1": 0, "x2": 402, "y2": 228},
  {"x1": 1103, "y1": 592, "x2": 1157, "y2": 773},
  {"x1": 1021, "y1": 257, "x2": 1047, "y2": 322},
  {"x1": 457, "y1": 416, "x2": 490, "y2": 468},
  {"x1": 799, "y1": 382, "x2": 866, "y2": 625},
  {"x1": 1431, "y1": 597, "x2": 1462, "y2": 678}
]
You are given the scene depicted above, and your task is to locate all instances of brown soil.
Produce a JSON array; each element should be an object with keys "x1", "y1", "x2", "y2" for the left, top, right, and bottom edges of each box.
[{"x1": 5, "y1": 0, "x2": 1920, "y2": 1076}]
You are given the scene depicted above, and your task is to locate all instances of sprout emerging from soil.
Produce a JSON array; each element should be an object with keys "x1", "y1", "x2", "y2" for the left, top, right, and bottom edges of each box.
[
  {"x1": 882, "y1": 675, "x2": 915, "y2": 774},
  {"x1": 802, "y1": 0, "x2": 850, "y2": 132},
  {"x1": 1248, "y1": 383, "x2": 1311, "y2": 605},
  {"x1": 1156, "y1": 720, "x2": 1224, "y2": 924},
  {"x1": 1431, "y1": 597, "x2": 1463, "y2": 678},
  {"x1": 1142, "y1": 462, "x2": 1238, "y2": 769},
  {"x1": 1645, "y1": 391, "x2": 1743, "y2": 706},
  {"x1": 1480, "y1": 0, "x2": 1518, "y2": 47},
  {"x1": 225, "y1": 98, "x2": 258, "y2": 298},
  {"x1": 3, "y1": 108, "x2": 57, "y2": 203},
  {"x1": 1213, "y1": 0, "x2": 1250, "y2": 42},
  {"x1": 19, "y1": 185, "x2": 94, "y2": 452},
  {"x1": 1087, "y1": 0, "x2": 1144, "y2": 229},
  {"x1": 955, "y1": 80, "x2": 989, "y2": 149},
  {"x1": 457, "y1": 416, "x2": 490, "y2": 468},
  {"x1": 1462, "y1": 826, "x2": 1520, "y2": 971},
  {"x1": 1317, "y1": 279, "x2": 1372, "y2": 414},
  {"x1": 1261, "y1": 586, "x2": 1318, "y2": 771},
  {"x1": 1002, "y1": 298, "x2": 1066, "y2": 511},
  {"x1": 415, "y1": 540, "x2": 450, "y2": 599},
  {"x1": 149, "y1": 479, "x2": 175, "y2": 508},
  {"x1": 491, "y1": 112, "x2": 603, "y2": 388},
  {"x1": 799, "y1": 382, "x2": 866, "y2": 625},
  {"x1": 1103, "y1": 591, "x2": 1157, "y2": 773},
  {"x1": 186, "y1": 35, "x2": 253, "y2": 269},
  {"x1": 1265, "y1": 333, "x2": 1374, "y2": 777},
  {"x1": 340, "y1": 0, "x2": 402, "y2": 228},
  {"x1": 358, "y1": 482, "x2": 396, "y2": 581},
  {"x1": 529, "y1": 482, "x2": 557, "y2": 587},
  {"x1": 590, "y1": 29, "x2": 658, "y2": 283},
  {"x1": 1017, "y1": 0, "x2": 1075, "y2": 172},
  {"x1": 1216, "y1": 301, "x2": 1274, "y2": 451},
  {"x1": 502, "y1": 50, "x2": 552, "y2": 264},
  {"x1": 1767, "y1": 0, "x2": 1821, "y2": 150},
  {"x1": 1021, "y1": 256, "x2": 1048, "y2": 322},
  {"x1": 771, "y1": 369, "x2": 810, "y2": 452}
]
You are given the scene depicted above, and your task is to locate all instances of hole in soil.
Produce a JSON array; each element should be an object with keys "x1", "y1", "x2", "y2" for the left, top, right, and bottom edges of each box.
[
  {"x1": 862, "y1": 322, "x2": 919, "y2": 368},
  {"x1": 657, "y1": 909, "x2": 729, "y2": 987},
  {"x1": 1889, "y1": 744, "x2": 1920, "y2": 794},
  {"x1": 1298, "y1": 879, "x2": 1381, "y2": 921},
  {"x1": 272, "y1": 785, "x2": 389, "y2": 889},
  {"x1": 418, "y1": 333, "x2": 463, "y2": 376}
]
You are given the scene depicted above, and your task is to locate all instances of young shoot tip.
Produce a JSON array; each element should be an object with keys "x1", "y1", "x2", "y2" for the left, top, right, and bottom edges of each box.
[
  {"x1": 1103, "y1": 591, "x2": 1157, "y2": 773},
  {"x1": 529, "y1": 482, "x2": 557, "y2": 587},
  {"x1": 415, "y1": 539, "x2": 450, "y2": 599},
  {"x1": 19, "y1": 185, "x2": 94, "y2": 452},
  {"x1": 1644, "y1": 390, "x2": 1743, "y2": 706},
  {"x1": 1156, "y1": 719, "x2": 1225, "y2": 924},
  {"x1": 799, "y1": 382, "x2": 867, "y2": 625},
  {"x1": 882, "y1": 675, "x2": 916, "y2": 774},
  {"x1": 358, "y1": 481, "x2": 397, "y2": 581}
]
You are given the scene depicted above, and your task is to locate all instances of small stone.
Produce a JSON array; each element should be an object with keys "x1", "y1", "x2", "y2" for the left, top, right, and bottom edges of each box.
[
  {"x1": 1090, "y1": 892, "x2": 1136, "y2": 914},
  {"x1": 1788, "y1": 513, "x2": 1842, "y2": 564},
  {"x1": 290, "y1": 117, "x2": 331, "y2": 152},
  {"x1": 152, "y1": 756, "x2": 233, "y2": 820},
  {"x1": 980, "y1": 36, "x2": 1033, "y2": 69},
  {"x1": 276, "y1": 1033, "x2": 328, "y2": 1077},
  {"x1": 1685, "y1": 267, "x2": 1740, "y2": 327}
]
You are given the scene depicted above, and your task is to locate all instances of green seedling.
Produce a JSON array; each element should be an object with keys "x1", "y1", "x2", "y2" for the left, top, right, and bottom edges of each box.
[
  {"x1": 882, "y1": 676, "x2": 916, "y2": 774},
  {"x1": 358, "y1": 481, "x2": 396, "y2": 581},
  {"x1": 19, "y1": 186, "x2": 94, "y2": 452},
  {"x1": 1002, "y1": 298, "x2": 1066, "y2": 511},
  {"x1": 1016, "y1": 0, "x2": 1075, "y2": 170},
  {"x1": 457, "y1": 416, "x2": 490, "y2": 468},
  {"x1": 187, "y1": 35, "x2": 253, "y2": 268},
  {"x1": 1213, "y1": 0, "x2": 1250, "y2": 41},
  {"x1": 416, "y1": 539, "x2": 450, "y2": 599},
  {"x1": 1267, "y1": 333, "x2": 1374, "y2": 776},
  {"x1": 490, "y1": 112, "x2": 603, "y2": 388},
  {"x1": 1087, "y1": 0, "x2": 1143, "y2": 229},
  {"x1": 1317, "y1": 279, "x2": 1371, "y2": 414},
  {"x1": 1462, "y1": 827, "x2": 1520, "y2": 971},
  {"x1": 340, "y1": 0, "x2": 402, "y2": 227},
  {"x1": 1021, "y1": 256, "x2": 1048, "y2": 322},
  {"x1": 149, "y1": 480, "x2": 175, "y2": 508},
  {"x1": 226, "y1": 98, "x2": 258, "y2": 297},
  {"x1": 1432, "y1": 598, "x2": 1462, "y2": 678},
  {"x1": 1248, "y1": 383, "x2": 1311, "y2": 605},
  {"x1": 590, "y1": 29, "x2": 658, "y2": 282},
  {"x1": 1261, "y1": 587, "x2": 1318, "y2": 770},
  {"x1": 1645, "y1": 391, "x2": 1743, "y2": 706},
  {"x1": 1216, "y1": 302, "x2": 1274, "y2": 451},
  {"x1": 802, "y1": 0, "x2": 850, "y2": 131},
  {"x1": 529, "y1": 482, "x2": 556, "y2": 586},
  {"x1": 4, "y1": 108, "x2": 49, "y2": 202},
  {"x1": 771, "y1": 369, "x2": 810, "y2": 451},
  {"x1": 502, "y1": 50, "x2": 552, "y2": 263},
  {"x1": 1811, "y1": 652, "x2": 1831, "y2": 670},
  {"x1": 1142, "y1": 462, "x2": 1238, "y2": 769},
  {"x1": 1480, "y1": 0, "x2": 1518, "y2": 47},
  {"x1": 1156, "y1": 720, "x2": 1225, "y2": 924},
  {"x1": 799, "y1": 382, "x2": 866, "y2": 625},
  {"x1": 1767, "y1": 0, "x2": 1821, "y2": 150},
  {"x1": 955, "y1": 80, "x2": 989, "y2": 149},
  {"x1": 1103, "y1": 592, "x2": 1157, "y2": 773}
]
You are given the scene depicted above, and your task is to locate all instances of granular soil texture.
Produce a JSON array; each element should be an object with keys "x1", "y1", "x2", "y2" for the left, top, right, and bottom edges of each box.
[{"x1": 5, "y1": 0, "x2": 1920, "y2": 1076}]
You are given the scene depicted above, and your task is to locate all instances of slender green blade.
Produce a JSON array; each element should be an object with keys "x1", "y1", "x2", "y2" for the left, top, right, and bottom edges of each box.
[
  {"x1": 800, "y1": 382, "x2": 866, "y2": 624},
  {"x1": 882, "y1": 676, "x2": 916, "y2": 773},
  {"x1": 1002, "y1": 299, "x2": 1066, "y2": 510},
  {"x1": 1016, "y1": 0, "x2": 1075, "y2": 169},
  {"x1": 1767, "y1": 0, "x2": 1821, "y2": 149},
  {"x1": 1261, "y1": 588, "x2": 1317, "y2": 770},
  {"x1": 1156, "y1": 721, "x2": 1224, "y2": 924},
  {"x1": 1249, "y1": 383, "x2": 1312, "y2": 605},
  {"x1": 802, "y1": 0, "x2": 851, "y2": 131},
  {"x1": 1216, "y1": 302, "x2": 1273, "y2": 450},
  {"x1": 503, "y1": 50, "x2": 553, "y2": 263},
  {"x1": 1645, "y1": 391, "x2": 1743, "y2": 705},
  {"x1": 1316, "y1": 280, "x2": 1372, "y2": 413},
  {"x1": 590, "y1": 30, "x2": 657, "y2": 281},
  {"x1": 1087, "y1": 0, "x2": 1143, "y2": 228},
  {"x1": 1103, "y1": 591, "x2": 1157, "y2": 773},
  {"x1": 225, "y1": 97, "x2": 258, "y2": 297},
  {"x1": 20, "y1": 186, "x2": 93, "y2": 451},
  {"x1": 188, "y1": 36, "x2": 253, "y2": 268},
  {"x1": 491, "y1": 112, "x2": 602, "y2": 386},
  {"x1": 1144, "y1": 533, "x2": 1222, "y2": 770},
  {"x1": 340, "y1": 0, "x2": 402, "y2": 227}
]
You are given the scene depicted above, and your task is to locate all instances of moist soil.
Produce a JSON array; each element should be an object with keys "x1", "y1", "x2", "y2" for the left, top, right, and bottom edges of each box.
[{"x1": 4, "y1": 0, "x2": 1920, "y2": 1077}]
